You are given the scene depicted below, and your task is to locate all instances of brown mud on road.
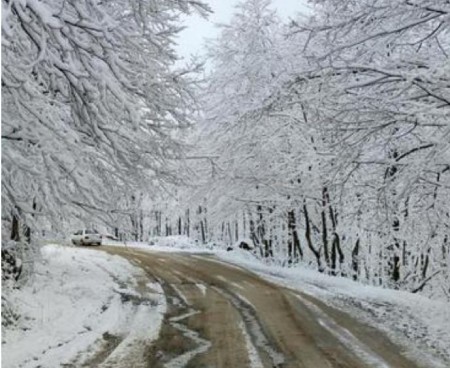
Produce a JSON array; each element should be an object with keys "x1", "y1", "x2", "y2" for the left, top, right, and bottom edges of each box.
[{"x1": 100, "y1": 246, "x2": 426, "y2": 368}]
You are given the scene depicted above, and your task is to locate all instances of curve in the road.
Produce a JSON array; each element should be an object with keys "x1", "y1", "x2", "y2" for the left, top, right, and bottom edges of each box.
[{"x1": 102, "y1": 247, "x2": 425, "y2": 368}]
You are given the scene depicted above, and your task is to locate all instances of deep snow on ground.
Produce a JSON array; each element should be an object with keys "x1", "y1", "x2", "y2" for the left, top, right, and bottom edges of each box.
[
  {"x1": 112, "y1": 236, "x2": 450, "y2": 368},
  {"x1": 2, "y1": 244, "x2": 166, "y2": 368}
]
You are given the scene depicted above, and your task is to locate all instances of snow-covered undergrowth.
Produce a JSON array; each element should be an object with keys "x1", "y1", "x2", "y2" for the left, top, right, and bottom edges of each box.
[{"x1": 2, "y1": 244, "x2": 166, "y2": 368}]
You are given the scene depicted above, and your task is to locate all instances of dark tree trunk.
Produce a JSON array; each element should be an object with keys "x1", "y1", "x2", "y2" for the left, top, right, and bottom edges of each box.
[
  {"x1": 139, "y1": 210, "x2": 144, "y2": 241},
  {"x1": 390, "y1": 218, "x2": 401, "y2": 284},
  {"x1": 248, "y1": 212, "x2": 258, "y2": 250},
  {"x1": 204, "y1": 207, "x2": 208, "y2": 240},
  {"x1": 321, "y1": 187, "x2": 330, "y2": 270},
  {"x1": 200, "y1": 219, "x2": 206, "y2": 244},
  {"x1": 325, "y1": 190, "x2": 343, "y2": 275},
  {"x1": 352, "y1": 239, "x2": 360, "y2": 281},
  {"x1": 303, "y1": 203, "x2": 322, "y2": 271},
  {"x1": 23, "y1": 200, "x2": 37, "y2": 243},
  {"x1": 385, "y1": 148, "x2": 401, "y2": 286},
  {"x1": 185, "y1": 209, "x2": 190, "y2": 237},
  {"x1": 11, "y1": 212, "x2": 20, "y2": 242}
]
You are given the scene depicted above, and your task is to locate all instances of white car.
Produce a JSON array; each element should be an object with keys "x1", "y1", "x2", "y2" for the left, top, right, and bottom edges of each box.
[{"x1": 71, "y1": 229, "x2": 102, "y2": 246}]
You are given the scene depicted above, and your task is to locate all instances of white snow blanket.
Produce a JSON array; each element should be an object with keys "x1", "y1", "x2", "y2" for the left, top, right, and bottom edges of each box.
[{"x1": 2, "y1": 244, "x2": 166, "y2": 368}]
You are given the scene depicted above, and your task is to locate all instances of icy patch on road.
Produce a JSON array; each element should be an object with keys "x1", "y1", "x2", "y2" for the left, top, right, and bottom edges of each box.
[
  {"x1": 171, "y1": 284, "x2": 190, "y2": 306},
  {"x1": 195, "y1": 283, "x2": 207, "y2": 296},
  {"x1": 231, "y1": 281, "x2": 245, "y2": 290},
  {"x1": 216, "y1": 275, "x2": 228, "y2": 283},
  {"x1": 2, "y1": 244, "x2": 166, "y2": 368}
]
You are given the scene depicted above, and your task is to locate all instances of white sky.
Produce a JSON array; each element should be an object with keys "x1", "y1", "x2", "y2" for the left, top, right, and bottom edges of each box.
[{"x1": 175, "y1": 0, "x2": 311, "y2": 63}]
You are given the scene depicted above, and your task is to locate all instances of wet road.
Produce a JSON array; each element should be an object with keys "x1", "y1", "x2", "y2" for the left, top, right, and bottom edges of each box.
[{"x1": 101, "y1": 246, "x2": 421, "y2": 368}]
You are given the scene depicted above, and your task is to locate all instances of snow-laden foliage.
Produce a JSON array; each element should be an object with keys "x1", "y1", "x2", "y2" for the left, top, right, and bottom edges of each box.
[
  {"x1": 2, "y1": 0, "x2": 210, "y2": 230},
  {"x1": 164, "y1": 0, "x2": 450, "y2": 300},
  {"x1": 297, "y1": 0, "x2": 450, "y2": 294}
]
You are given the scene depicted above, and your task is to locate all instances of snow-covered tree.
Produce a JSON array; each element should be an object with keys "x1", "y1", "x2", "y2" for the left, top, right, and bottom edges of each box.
[
  {"x1": 176, "y1": 0, "x2": 450, "y2": 299},
  {"x1": 194, "y1": 0, "x2": 290, "y2": 247},
  {"x1": 295, "y1": 0, "x2": 450, "y2": 292},
  {"x1": 2, "y1": 0, "x2": 210, "y2": 236}
]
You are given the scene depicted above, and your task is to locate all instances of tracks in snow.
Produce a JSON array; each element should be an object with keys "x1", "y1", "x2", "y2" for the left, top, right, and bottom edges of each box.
[{"x1": 102, "y1": 247, "x2": 424, "y2": 368}]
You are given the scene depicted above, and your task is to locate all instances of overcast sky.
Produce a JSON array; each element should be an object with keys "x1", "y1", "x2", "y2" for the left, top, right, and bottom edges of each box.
[{"x1": 175, "y1": 0, "x2": 311, "y2": 63}]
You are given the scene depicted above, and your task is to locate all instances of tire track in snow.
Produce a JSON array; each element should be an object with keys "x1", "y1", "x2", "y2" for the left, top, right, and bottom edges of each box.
[
  {"x1": 238, "y1": 321, "x2": 264, "y2": 368},
  {"x1": 155, "y1": 274, "x2": 212, "y2": 368},
  {"x1": 212, "y1": 286, "x2": 284, "y2": 367},
  {"x1": 164, "y1": 308, "x2": 212, "y2": 368},
  {"x1": 293, "y1": 293, "x2": 391, "y2": 368}
]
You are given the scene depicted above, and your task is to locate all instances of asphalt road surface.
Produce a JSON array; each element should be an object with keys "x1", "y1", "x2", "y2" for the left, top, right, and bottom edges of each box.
[{"x1": 99, "y1": 246, "x2": 422, "y2": 368}]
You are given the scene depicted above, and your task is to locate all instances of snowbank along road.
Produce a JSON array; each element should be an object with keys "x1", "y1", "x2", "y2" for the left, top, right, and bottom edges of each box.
[{"x1": 102, "y1": 246, "x2": 423, "y2": 368}]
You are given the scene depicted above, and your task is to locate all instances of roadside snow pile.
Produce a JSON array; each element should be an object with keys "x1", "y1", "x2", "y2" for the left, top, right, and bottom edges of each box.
[
  {"x1": 150, "y1": 235, "x2": 216, "y2": 253},
  {"x1": 216, "y1": 250, "x2": 450, "y2": 367},
  {"x1": 2, "y1": 244, "x2": 166, "y2": 368},
  {"x1": 103, "y1": 235, "x2": 215, "y2": 254}
]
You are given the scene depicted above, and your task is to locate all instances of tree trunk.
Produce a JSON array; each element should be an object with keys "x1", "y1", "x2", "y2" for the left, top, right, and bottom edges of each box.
[
  {"x1": 325, "y1": 190, "x2": 343, "y2": 275},
  {"x1": 287, "y1": 209, "x2": 303, "y2": 263},
  {"x1": 386, "y1": 148, "x2": 401, "y2": 286},
  {"x1": 303, "y1": 203, "x2": 322, "y2": 271},
  {"x1": 185, "y1": 209, "x2": 190, "y2": 237},
  {"x1": 139, "y1": 210, "x2": 144, "y2": 241},
  {"x1": 352, "y1": 239, "x2": 360, "y2": 281},
  {"x1": 248, "y1": 212, "x2": 258, "y2": 251},
  {"x1": 321, "y1": 187, "x2": 330, "y2": 271},
  {"x1": 200, "y1": 218, "x2": 206, "y2": 244},
  {"x1": 11, "y1": 212, "x2": 20, "y2": 242},
  {"x1": 257, "y1": 205, "x2": 271, "y2": 258}
]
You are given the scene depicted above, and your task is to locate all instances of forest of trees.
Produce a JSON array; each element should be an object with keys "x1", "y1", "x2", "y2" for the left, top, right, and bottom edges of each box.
[
  {"x1": 1, "y1": 0, "x2": 210, "y2": 287},
  {"x1": 2, "y1": 0, "x2": 449, "y2": 300},
  {"x1": 132, "y1": 0, "x2": 450, "y2": 300},
  {"x1": 2, "y1": 0, "x2": 209, "y2": 237}
]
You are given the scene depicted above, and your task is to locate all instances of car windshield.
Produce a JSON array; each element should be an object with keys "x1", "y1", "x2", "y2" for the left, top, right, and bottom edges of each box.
[
  {"x1": 85, "y1": 229, "x2": 98, "y2": 234},
  {"x1": 74, "y1": 230, "x2": 82, "y2": 235}
]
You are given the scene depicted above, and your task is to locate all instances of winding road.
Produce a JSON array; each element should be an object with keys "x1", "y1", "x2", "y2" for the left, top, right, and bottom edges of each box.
[{"x1": 101, "y1": 246, "x2": 421, "y2": 368}]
